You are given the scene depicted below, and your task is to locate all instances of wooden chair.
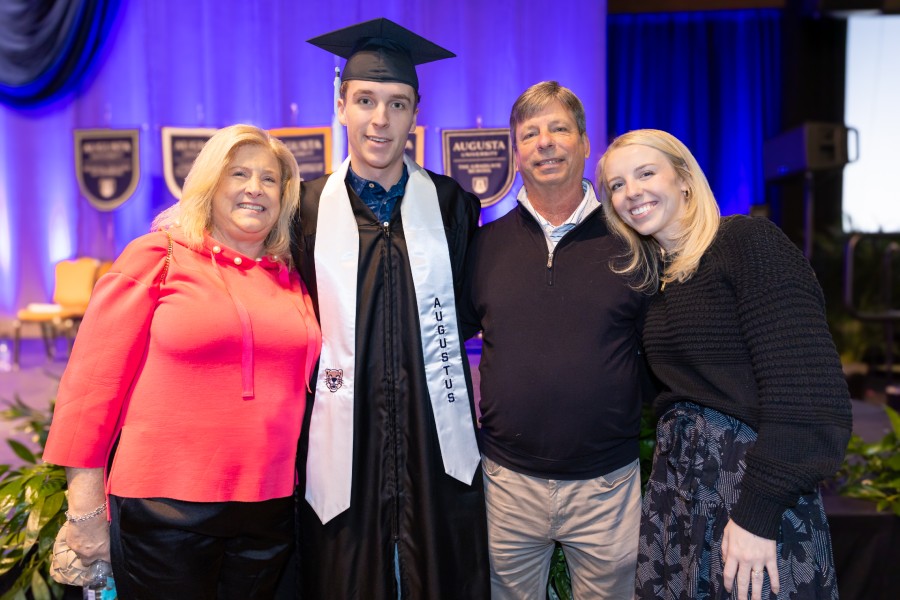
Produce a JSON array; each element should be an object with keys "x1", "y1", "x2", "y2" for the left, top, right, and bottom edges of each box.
[
  {"x1": 11, "y1": 257, "x2": 101, "y2": 369},
  {"x1": 65, "y1": 260, "x2": 114, "y2": 342},
  {"x1": 95, "y1": 260, "x2": 114, "y2": 280}
]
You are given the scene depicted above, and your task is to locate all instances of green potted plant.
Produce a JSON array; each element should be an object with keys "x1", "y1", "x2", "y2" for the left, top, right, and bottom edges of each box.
[
  {"x1": 0, "y1": 396, "x2": 67, "y2": 600},
  {"x1": 834, "y1": 405, "x2": 900, "y2": 517}
]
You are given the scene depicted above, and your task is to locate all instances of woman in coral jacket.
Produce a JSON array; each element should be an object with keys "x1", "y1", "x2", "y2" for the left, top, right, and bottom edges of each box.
[{"x1": 44, "y1": 124, "x2": 321, "y2": 599}]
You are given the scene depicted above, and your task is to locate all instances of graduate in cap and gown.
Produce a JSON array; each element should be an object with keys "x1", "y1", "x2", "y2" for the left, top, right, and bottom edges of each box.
[{"x1": 291, "y1": 18, "x2": 489, "y2": 599}]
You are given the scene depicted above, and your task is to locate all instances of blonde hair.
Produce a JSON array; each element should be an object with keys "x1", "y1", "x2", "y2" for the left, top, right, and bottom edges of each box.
[
  {"x1": 152, "y1": 124, "x2": 300, "y2": 265},
  {"x1": 597, "y1": 129, "x2": 720, "y2": 292}
]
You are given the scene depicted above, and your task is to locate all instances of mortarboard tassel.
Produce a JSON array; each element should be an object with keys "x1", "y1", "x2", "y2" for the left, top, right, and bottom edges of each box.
[{"x1": 331, "y1": 65, "x2": 346, "y2": 170}]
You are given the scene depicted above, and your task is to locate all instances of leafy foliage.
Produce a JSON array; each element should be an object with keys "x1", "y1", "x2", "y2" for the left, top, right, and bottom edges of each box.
[
  {"x1": 834, "y1": 405, "x2": 900, "y2": 516},
  {"x1": 0, "y1": 396, "x2": 67, "y2": 600},
  {"x1": 547, "y1": 545, "x2": 571, "y2": 600}
]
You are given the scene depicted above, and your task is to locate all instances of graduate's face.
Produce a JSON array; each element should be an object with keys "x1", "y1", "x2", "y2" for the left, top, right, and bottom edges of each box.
[
  {"x1": 603, "y1": 144, "x2": 688, "y2": 252},
  {"x1": 338, "y1": 80, "x2": 418, "y2": 189}
]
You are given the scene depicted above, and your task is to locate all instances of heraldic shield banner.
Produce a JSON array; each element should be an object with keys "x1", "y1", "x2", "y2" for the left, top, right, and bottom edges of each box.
[
  {"x1": 74, "y1": 129, "x2": 140, "y2": 211},
  {"x1": 162, "y1": 127, "x2": 217, "y2": 199},
  {"x1": 441, "y1": 128, "x2": 514, "y2": 207},
  {"x1": 270, "y1": 127, "x2": 332, "y2": 181}
]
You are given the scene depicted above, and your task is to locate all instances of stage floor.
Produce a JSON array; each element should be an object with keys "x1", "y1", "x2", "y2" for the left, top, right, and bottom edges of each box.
[{"x1": 0, "y1": 338, "x2": 66, "y2": 466}]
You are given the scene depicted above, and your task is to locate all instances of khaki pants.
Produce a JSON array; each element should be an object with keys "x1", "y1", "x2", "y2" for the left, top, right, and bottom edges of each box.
[{"x1": 482, "y1": 456, "x2": 641, "y2": 599}]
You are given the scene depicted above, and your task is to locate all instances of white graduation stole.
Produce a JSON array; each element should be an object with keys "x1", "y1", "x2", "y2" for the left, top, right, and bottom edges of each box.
[{"x1": 306, "y1": 155, "x2": 480, "y2": 524}]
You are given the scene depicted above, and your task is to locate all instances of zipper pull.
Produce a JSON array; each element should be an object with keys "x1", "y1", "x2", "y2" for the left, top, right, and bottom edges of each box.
[
  {"x1": 382, "y1": 221, "x2": 391, "y2": 236},
  {"x1": 547, "y1": 251, "x2": 554, "y2": 269}
]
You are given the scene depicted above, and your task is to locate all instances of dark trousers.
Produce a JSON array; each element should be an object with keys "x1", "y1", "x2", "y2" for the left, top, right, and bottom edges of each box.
[{"x1": 109, "y1": 495, "x2": 293, "y2": 600}]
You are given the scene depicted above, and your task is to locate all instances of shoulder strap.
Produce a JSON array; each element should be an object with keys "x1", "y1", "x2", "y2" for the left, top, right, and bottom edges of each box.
[{"x1": 158, "y1": 230, "x2": 173, "y2": 285}]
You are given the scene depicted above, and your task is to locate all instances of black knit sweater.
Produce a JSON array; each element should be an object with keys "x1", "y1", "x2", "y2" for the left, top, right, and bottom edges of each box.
[{"x1": 643, "y1": 215, "x2": 852, "y2": 539}]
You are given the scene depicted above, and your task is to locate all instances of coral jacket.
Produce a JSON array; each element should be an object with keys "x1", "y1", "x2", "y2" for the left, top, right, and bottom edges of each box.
[{"x1": 44, "y1": 230, "x2": 321, "y2": 502}]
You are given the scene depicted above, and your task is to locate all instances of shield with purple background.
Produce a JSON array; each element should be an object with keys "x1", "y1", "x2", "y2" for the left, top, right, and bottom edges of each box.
[
  {"x1": 161, "y1": 127, "x2": 216, "y2": 199},
  {"x1": 441, "y1": 128, "x2": 514, "y2": 207},
  {"x1": 74, "y1": 129, "x2": 140, "y2": 211}
]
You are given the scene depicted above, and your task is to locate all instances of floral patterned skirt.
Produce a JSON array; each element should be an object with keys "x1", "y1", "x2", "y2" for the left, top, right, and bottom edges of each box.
[{"x1": 635, "y1": 402, "x2": 839, "y2": 599}]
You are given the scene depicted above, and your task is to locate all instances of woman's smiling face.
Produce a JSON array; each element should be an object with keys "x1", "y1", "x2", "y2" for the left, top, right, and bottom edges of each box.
[
  {"x1": 210, "y1": 143, "x2": 282, "y2": 256},
  {"x1": 604, "y1": 144, "x2": 689, "y2": 251}
]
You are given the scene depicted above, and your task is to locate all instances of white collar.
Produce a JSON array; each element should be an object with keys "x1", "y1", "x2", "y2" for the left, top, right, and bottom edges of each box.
[{"x1": 518, "y1": 179, "x2": 600, "y2": 230}]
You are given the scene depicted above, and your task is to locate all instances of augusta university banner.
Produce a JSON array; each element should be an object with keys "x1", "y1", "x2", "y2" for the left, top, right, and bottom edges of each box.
[
  {"x1": 74, "y1": 129, "x2": 140, "y2": 211},
  {"x1": 441, "y1": 128, "x2": 513, "y2": 207},
  {"x1": 270, "y1": 127, "x2": 332, "y2": 181},
  {"x1": 161, "y1": 126, "x2": 216, "y2": 199}
]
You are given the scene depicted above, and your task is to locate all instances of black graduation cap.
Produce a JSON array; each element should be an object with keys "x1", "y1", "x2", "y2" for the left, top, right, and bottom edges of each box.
[{"x1": 307, "y1": 18, "x2": 455, "y2": 92}]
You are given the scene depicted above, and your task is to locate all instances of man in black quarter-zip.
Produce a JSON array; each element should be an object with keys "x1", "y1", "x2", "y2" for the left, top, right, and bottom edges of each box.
[
  {"x1": 459, "y1": 81, "x2": 651, "y2": 600},
  {"x1": 291, "y1": 17, "x2": 488, "y2": 600}
]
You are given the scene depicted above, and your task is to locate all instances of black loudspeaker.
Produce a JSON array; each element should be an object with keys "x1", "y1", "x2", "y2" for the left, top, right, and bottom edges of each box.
[{"x1": 763, "y1": 122, "x2": 857, "y2": 181}]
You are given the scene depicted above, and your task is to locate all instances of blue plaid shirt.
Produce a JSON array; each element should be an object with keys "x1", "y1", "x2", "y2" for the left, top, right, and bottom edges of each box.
[{"x1": 346, "y1": 166, "x2": 409, "y2": 223}]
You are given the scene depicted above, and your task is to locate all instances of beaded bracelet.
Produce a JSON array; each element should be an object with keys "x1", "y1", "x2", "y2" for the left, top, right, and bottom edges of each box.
[{"x1": 65, "y1": 501, "x2": 107, "y2": 523}]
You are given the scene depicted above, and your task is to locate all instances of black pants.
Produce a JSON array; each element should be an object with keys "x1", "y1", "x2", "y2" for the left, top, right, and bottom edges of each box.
[{"x1": 109, "y1": 495, "x2": 293, "y2": 600}]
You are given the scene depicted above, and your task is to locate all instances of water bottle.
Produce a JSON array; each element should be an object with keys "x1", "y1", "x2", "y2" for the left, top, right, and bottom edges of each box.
[
  {"x1": 83, "y1": 560, "x2": 117, "y2": 600},
  {"x1": 0, "y1": 341, "x2": 11, "y2": 372}
]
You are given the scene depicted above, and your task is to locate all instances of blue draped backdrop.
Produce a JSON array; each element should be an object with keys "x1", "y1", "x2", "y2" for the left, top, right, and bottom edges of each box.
[
  {"x1": 608, "y1": 9, "x2": 782, "y2": 217},
  {"x1": 0, "y1": 0, "x2": 122, "y2": 106},
  {"x1": 0, "y1": 2, "x2": 782, "y2": 326}
]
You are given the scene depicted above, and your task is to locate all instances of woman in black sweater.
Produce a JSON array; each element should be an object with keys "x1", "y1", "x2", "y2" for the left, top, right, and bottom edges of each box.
[{"x1": 597, "y1": 129, "x2": 851, "y2": 600}]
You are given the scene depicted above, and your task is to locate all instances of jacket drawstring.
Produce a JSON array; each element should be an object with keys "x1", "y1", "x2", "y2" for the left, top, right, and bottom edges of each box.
[{"x1": 210, "y1": 251, "x2": 255, "y2": 399}]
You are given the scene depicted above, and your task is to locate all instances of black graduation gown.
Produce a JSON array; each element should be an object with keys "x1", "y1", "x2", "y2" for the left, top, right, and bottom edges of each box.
[{"x1": 292, "y1": 171, "x2": 490, "y2": 600}]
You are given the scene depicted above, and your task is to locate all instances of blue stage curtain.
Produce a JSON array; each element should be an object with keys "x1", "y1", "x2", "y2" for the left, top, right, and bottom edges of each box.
[
  {"x1": 608, "y1": 9, "x2": 782, "y2": 216},
  {"x1": 0, "y1": 0, "x2": 121, "y2": 107}
]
